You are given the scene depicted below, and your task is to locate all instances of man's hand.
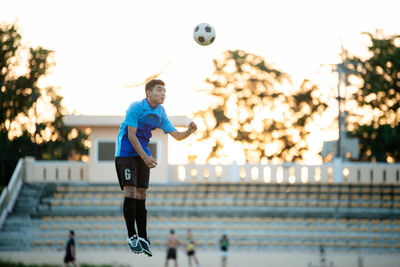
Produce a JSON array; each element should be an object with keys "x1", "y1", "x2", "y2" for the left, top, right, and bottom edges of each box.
[
  {"x1": 144, "y1": 155, "x2": 158, "y2": 169},
  {"x1": 169, "y1": 121, "x2": 197, "y2": 141},
  {"x1": 188, "y1": 121, "x2": 197, "y2": 134}
]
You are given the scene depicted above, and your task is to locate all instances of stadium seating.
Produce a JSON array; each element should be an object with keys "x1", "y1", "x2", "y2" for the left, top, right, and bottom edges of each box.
[{"x1": 0, "y1": 182, "x2": 399, "y2": 253}]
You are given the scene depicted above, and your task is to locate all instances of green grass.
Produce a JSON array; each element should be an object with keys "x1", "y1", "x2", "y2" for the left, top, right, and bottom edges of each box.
[{"x1": 0, "y1": 260, "x2": 123, "y2": 267}]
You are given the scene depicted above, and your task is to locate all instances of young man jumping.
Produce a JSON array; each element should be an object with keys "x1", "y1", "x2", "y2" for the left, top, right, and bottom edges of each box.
[{"x1": 115, "y1": 79, "x2": 197, "y2": 257}]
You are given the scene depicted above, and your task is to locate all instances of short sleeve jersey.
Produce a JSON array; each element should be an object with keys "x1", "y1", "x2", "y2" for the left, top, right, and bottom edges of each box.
[
  {"x1": 185, "y1": 235, "x2": 195, "y2": 251},
  {"x1": 115, "y1": 98, "x2": 176, "y2": 157},
  {"x1": 66, "y1": 238, "x2": 75, "y2": 256},
  {"x1": 220, "y1": 238, "x2": 228, "y2": 251}
]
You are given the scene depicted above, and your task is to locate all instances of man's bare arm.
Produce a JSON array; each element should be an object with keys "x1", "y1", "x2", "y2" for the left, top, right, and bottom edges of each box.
[
  {"x1": 128, "y1": 126, "x2": 157, "y2": 168},
  {"x1": 169, "y1": 121, "x2": 197, "y2": 141}
]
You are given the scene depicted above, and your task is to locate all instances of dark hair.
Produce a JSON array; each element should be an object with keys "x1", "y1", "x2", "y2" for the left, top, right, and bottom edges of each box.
[
  {"x1": 145, "y1": 79, "x2": 165, "y2": 94},
  {"x1": 70, "y1": 230, "x2": 75, "y2": 235},
  {"x1": 170, "y1": 229, "x2": 175, "y2": 234}
]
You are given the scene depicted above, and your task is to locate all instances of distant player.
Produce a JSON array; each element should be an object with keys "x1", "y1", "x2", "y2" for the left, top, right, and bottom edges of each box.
[
  {"x1": 185, "y1": 229, "x2": 200, "y2": 267},
  {"x1": 219, "y1": 234, "x2": 229, "y2": 267},
  {"x1": 165, "y1": 229, "x2": 181, "y2": 267},
  {"x1": 115, "y1": 79, "x2": 197, "y2": 257},
  {"x1": 63, "y1": 230, "x2": 79, "y2": 267}
]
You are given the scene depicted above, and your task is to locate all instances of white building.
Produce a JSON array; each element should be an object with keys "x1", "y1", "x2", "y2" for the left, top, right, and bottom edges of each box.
[{"x1": 18, "y1": 115, "x2": 400, "y2": 185}]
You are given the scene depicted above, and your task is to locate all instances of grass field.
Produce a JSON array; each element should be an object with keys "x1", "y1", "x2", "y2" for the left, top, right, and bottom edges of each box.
[
  {"x1": 0, "y1": 260, "x2": 123, "y2": 267},
  {"x1": 2, "y1": 250, "x2": 400, "y2": 267}
]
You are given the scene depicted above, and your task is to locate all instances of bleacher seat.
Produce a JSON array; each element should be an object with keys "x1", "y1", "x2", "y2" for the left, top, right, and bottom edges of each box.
[{"x1": 1, "y1": 182, "x2": 399, "y2": 253}]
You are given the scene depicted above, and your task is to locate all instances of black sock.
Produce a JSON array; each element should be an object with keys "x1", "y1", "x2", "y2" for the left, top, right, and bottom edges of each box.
[
  {"x1": 136, "y1": 199, "x2": 147, "y2": 239},
  {"x1": 123, "y1": 197, "x2": 136, "y2": 238}
]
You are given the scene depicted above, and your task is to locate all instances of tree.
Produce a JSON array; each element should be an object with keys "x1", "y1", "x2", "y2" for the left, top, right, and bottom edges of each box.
[
  {"x1": 344, "y1": 32, "x2": 400, "y2": 162},
  {"x1": 190, "y1": 50, "x2": 328, "y2": 163},
  {"x1": 0, "y1": 23, "x2": 88, "y2": 187}
]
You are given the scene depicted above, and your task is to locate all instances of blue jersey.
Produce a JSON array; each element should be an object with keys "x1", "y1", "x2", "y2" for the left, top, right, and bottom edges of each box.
[{"x1": 115, "y1": 98, "x2": 176, "y2": 157}]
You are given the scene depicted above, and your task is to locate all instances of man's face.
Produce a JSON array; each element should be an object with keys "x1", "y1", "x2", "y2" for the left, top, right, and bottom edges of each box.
[{"x1": 147, "y1": 85, "x2": 166, "y2": 105}]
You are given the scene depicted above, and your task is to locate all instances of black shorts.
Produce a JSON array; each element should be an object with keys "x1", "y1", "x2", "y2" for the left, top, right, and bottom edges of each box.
[
  {"x1": 167, "y1": 248, "x2": 177, "y2": 260},
  {"x1": 64, "y1": 254, "x2": 75, "y2": 263},
  {"x1": 115, "y1": 156, "x2": 150, "y2": 190},
  {"x1": 187, "y1": 250, "x2": 195, "y2": 256}
]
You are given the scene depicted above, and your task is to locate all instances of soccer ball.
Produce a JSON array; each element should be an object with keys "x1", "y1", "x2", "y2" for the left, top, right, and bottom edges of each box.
[{"x1": 193, "y1": 23, "x2": 216, "y2": 46}]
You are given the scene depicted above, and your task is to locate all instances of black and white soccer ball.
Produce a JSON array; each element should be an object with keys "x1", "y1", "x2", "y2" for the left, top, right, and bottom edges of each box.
[{"x1": 193, "y1": 23, "x2": 216, "y2": 46}]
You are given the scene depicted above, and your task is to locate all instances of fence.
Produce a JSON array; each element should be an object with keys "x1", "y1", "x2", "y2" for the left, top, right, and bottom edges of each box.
[
  {"x1": 20, "y1": 157, "x2": 400, "y2": 184},
  {"x1": 24, "y1": 157, "x2": 88, "y2": 182},
  {"x1": 169, "y1": 162, "x2": 400, "y2": 184},
  {"x1": 0, "y1": 158, "x2": 24, "y2": 229}
]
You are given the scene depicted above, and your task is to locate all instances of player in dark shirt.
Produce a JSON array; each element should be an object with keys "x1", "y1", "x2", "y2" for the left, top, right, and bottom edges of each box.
[
  {"x1": 219, "y1": 234, "x2": 229, "y2": 267},
  {"x1": 63, "y1": 230, "x2": 79, "y2": 267}
]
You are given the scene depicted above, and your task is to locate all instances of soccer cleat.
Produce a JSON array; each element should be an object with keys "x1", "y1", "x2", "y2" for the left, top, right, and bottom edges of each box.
[
  {"x1": 127, "y1": 235, "x2": 142, "y2": 254},
  {"x1": 138, "y1": 236, "x2": 153, "y2": 257}
]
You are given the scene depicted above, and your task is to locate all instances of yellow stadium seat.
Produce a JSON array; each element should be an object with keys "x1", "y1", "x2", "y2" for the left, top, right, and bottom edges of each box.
[
  {"x1": 51, "y1": 200, "x2": 60, "y2": 206},
  {"x1": 57, "y1": 186, "x2": 67, "y2": 192},
  {"x1": 361, "y1": 188, "x2": 370, "y2": 193},
  {"x1": 383, "y1": 203, "x2": 391, "y2": 208},
  {"x1": 351, "y1": 187, "x2": 360, "y2": 193},
  {"x1": 87, "y1": 186, "x2": 96, "y2": 192},
  {"x1": 45, "y1": 240, "x2": 54, "y2": 246},
  {"x1": 34, "y1": 240, "x2": 43, "y2": 246},
  {"x1": 330, "y1": 186, "x2": 339, "y2": 193},
  {"x1": 371, "y1": 227, "x2": 380, "y2": 232},
  {"x1": 340, "y1": 186, "x2": 349, "y2": 193},
  {"x1": 40, "y1": 225, "x2": 49, "y2": 230},
  {"x1": 42, "y1": 216, "x2": 52, "y2": 222}
]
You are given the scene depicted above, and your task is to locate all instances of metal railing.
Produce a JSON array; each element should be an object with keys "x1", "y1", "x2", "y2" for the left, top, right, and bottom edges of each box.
[{"x1": 0, "y1": 158, "x2": 24, "y2": 230}]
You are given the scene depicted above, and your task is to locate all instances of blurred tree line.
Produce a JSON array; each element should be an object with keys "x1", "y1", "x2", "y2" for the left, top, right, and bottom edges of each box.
[
  {"x1": 190, "y1": 50, "x2": 327, "y2": 163},
  {"x1": 0, "y1": 23, "x2": 88, "y2": 187},
  {"x1": 344, "y1": 33, "x2": 400, "y2": 162},
  {"x1": 191, "y1": 33, "x2": 400, "y2": 163}
]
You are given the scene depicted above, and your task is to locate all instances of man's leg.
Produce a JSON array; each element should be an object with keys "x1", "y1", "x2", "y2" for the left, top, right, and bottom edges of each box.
[
  {"x1": 136, "y1": 188, "x2": 147, "y2": 239},
  {"x1": 123, "y1": 186, "x2": 137, "y2": 237},
  {"x1": 135, "y1": 156, "x2": 152, "y2": 256},
  {"x1": 136, "y1": 187, "x2": 152, "y2": 256},
  {"x1": 188, "y1": 255, "x2": 193, "y2": 267},
  {"x1": 116, "y1": 157, "x2": 142, "y2": 253},
  {"x1": 124, "y1": 186, "x2": 142, "y2": 253},
  {"x1": 194, "y1": 254, "x2": 200, "y2": 266}
]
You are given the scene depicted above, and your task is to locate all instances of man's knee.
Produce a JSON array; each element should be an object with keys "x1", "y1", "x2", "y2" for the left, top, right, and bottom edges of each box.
[
  {"x1": 136, "y1": 188, "x2": 147, "y2": 199},
  {"x1": 124, "y1": 186, "x2": 136, "y2": 198}
]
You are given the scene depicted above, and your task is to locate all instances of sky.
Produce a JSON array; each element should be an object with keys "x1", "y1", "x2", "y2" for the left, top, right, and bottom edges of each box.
[{"x1": 1, "y1": 0, "x2": 399, "y2": 163}]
